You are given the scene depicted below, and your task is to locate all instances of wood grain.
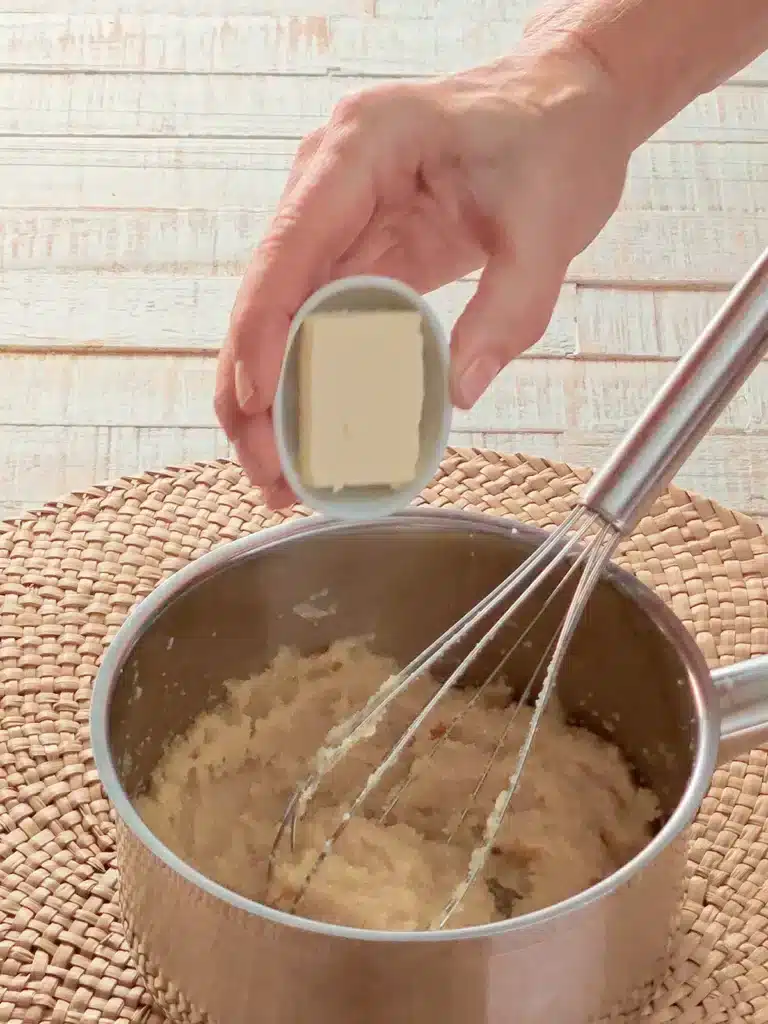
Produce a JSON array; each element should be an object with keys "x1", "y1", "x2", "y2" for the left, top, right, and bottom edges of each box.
[
  {"x1": 0, "y1": 274, "x2": 735, "y2": 360},
  {"x1": 6, "y1": 351, "x2": 768, "y2": 433},
  {"x1": 1, "y1": 207, "x2": 763, "y2": 284},
  {"x1": 0, "y1": 0, "x2": 369, "y2": 13},
  {"x1": 0, "y1": 276, "x2": 575, "y2": 356},
  {"x1": 3, "y1": 13, "x2": 765, "y2": 81},
  {"x1": 0, "y1": 423, "x2": 230, "y2": 511},
  {"x1": 2, "y1": 139, "x2": 765, "y2": 217},
  {"x1": 1, "y1": 0, "x2": 767, "y2": 524},
  {"x1": 5, "y1": 414, "x2": 766, "y2": 522},
  {"x1": 3, "y1": 72, "x2": 767, "y2": 143},
  {"x1": 450, "y1": 428, "x2": 768, "y2": 518}
]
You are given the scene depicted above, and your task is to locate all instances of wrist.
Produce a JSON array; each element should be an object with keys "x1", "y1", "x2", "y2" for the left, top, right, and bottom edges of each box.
[
  {"x1": 522, "y1": 0, "x2": 768, "y2": 148},
  {"x1": 475, "y1": 36, "x2": 638, "y2": 172},
  {"x1": 513, "y1": 26, "x2": 648, "y2": 153},
  {"x1": 437, "y1": 41, "x2": 633, "y2": 271}
]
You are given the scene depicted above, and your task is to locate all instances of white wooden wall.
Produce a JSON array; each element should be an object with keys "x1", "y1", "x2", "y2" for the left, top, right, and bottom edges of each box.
[{"x1": 1, "y1": 1, "x2": 767, "y2": 522}]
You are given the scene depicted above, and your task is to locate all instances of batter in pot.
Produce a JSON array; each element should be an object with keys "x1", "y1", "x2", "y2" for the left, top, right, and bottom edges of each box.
[{"x1": 136, "y1": 638, "x2": 659, "y2": 931}]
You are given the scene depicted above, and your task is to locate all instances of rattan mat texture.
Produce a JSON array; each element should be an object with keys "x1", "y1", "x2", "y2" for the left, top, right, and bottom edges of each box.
[{"x1": 1, "y1": 448, "x2": 768, "y2": 1024}]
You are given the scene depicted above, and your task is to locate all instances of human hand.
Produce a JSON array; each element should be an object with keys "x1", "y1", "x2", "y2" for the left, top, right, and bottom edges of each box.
[{"x1": 215, "y1": 39, "x2": 633, "y2": 509}]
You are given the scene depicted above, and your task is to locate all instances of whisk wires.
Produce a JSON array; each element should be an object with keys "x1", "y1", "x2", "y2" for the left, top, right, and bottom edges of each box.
[
  {"x1": 432, "y1": 517, "x2": 620, "y2": 928},
  {"x1": 268, "y1": 508, "x2": 620, "y2": 924}
]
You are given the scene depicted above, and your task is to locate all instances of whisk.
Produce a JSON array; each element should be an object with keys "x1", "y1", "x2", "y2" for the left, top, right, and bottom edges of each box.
[{"x1": 270, "y1": 247, "x2": 768, "y2": 929}]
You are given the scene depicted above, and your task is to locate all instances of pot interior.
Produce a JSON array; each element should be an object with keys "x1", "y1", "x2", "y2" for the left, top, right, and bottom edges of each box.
[{"x1": 109, "y1": 517, "x2": 700, "y2": 833}]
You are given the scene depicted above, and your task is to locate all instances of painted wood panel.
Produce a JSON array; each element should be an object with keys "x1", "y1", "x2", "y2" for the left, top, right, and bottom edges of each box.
[
  {"x1": 0, "y1": 422, "x2": 231, "y2": 513},
  {"x1": 4, "y1": 420, "x2": 768, "y2": 524},
  {"x1": 0, "y1": 0, "x2": 765, "y2": 78},
  {"x1": 0, "y1": 1, "x2": 369, "y2": 13},
  {"x1": 1, "y1": 207, "x2": 763, "y2": 284},
  {"x1": 6, "y1": 352, "x2": 768, "y2": 434},
  {"x1": 450, "y1": 429, "x2": 768, "y2": 518},
  {"x1": 2, "y1": 139, "x2": 765, "y2": 217},
  {"x1": 1, "y1": 0, "x2": 767, "y2": 525},
  {"x1": 0, "y1": 275, "x2": 734, "y2": 360},
  {"x1": 0, "y1": 136, "x2": 763, "y2": 290},
  {"x1": 2, "y1": 73, "x2": 766, "y2": 142},
  {"x1": 574, "y1": 289, "x2": 729, "y2": 359},
  {"x1": 3, "y1": 13, "x2": 766, "y2": 81},
  {"x1": 0, "y1": 276, "x2": 574, "y2": 357},
  {"x1": 0, "y1": 425, "x2": 111, "y2": 508}
]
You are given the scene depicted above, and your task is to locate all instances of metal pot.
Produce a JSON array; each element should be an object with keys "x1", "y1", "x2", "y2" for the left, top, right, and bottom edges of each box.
[{"x1": 90, "y1": 508, "x2": 768, "y2": 1024}]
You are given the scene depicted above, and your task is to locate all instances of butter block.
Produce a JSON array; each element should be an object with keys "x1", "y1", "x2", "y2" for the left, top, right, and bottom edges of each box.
[{"x1": 297, "y1": 309, "x2": 425, "y2": 490}]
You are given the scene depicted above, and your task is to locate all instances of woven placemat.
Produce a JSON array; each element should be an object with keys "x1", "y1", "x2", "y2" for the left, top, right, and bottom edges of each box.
[{"x1": 1, "y1": 448, "x2": 768, "y2": 1024}]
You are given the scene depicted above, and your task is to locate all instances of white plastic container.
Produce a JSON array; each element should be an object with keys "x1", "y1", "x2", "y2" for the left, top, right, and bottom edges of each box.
[{"x1": 273, "y1": 275, "x2": 451, "y2": 519}]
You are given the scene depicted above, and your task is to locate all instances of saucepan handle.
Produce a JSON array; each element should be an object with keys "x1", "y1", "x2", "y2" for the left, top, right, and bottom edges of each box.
[{"x1": 712, "y1": 654, "x2": 768, "y2": 764}]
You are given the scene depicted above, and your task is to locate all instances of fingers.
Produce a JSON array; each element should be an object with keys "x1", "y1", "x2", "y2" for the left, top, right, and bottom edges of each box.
[
  {"x1": 215, "y1": 131, "x2": 326, "y2": 444},
  {"x1": 216, "y1": 125, "x2": 378, "y2": 448},
  {"x1": 280, "y1": 129, "x2": 324, "y2": 204},
  {"x1": 231, "y1": 412, "x2": 297, "y2": 511},
  {"x1": 232, "y1": 412, "x2": 282, "y2": 486},
  {"x1": 229, "y1": 132, "x2": 378, "y2": 415},
  {"x1": 214, "y1": 335, "x2": 240, "y2": 443},
  {"x1": 217, "y1": 122, "x2": 379, "y2": 499},
  {"x1": 215, "y1": 80, "x2": 456, "y2": 510},
  {"x1": 263, "y1": 479, "x2": 298, "y2": 510},
  {"x1": 450, "y1": 250, "x2": 565, "y2": 408},
  {"x1": 335, "y1": 229, "x2": 477, "y2": 297}
]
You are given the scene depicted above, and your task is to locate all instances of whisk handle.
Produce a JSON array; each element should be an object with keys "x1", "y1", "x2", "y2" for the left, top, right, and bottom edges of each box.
[{"x1": 580, "y1": 246, "x2": 768, "y2": 534}]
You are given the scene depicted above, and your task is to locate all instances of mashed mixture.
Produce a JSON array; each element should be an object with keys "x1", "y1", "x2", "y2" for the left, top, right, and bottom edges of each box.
[{"x1": 136, "y1": 638, "x2": 658, "y2": 931}]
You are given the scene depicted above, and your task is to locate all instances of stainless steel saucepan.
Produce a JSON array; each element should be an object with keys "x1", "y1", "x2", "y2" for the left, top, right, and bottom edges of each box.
[{"x1": 90, "y1": 508, "x2": 768, "y2": 1024}]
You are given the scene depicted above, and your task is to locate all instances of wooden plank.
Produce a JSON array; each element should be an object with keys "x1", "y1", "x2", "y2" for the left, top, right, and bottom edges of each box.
[
  {"x1": 3, "y1": 14, "x2": 524, "y2": 75},
  {"x1": 450, "y1": 429, "x2": 566, "y2": 463},
  {"x1": 0, "y1": 206, "x2": 763, "y2": 284},
  {"x1": 453, "y1": 359, "x2": 768, "y2": 434},
  {"x1": 0, "y1": 424, "x2": 110, "y2": 505},
  {"x1": 559, "y1": 361, "x2": 768, "y2": 434},
  {"x1": 0, "y1": 273, "x2": 576, "y2": 357},
  {"x1": 575, "y1": 287, "x2": 733, "y2": 358},
  {"x1": 558, "y1": 430, "x2": 768, "y2": 517},
  {"x1": 0, "y1": 270, "x2": 742, "y2": 361},
  {"x1": 2, "y1": 501, "x2": 40, "y2": 521},
  {"x1": 0, "y1": 138, "x2": 293, "y2": 211},
  {"x1": 2, "y1": 421, "x2": 767, "y2": 523},
  {"x1": 106, "y1": 425, "x2": 230, "y2": 477},
  {"x1": 0, "y1": 273, "x2": 240, "y2": 352},
  {"x1": 576, "y1": 289, "x2": 660, "y2": 358},
  {"x1": 0, "y1": 72, "x2": 355, "y2": 139},
  {"x1": 652, "y1": 292, "x2": 729, "y2": 357},
  {"x1": 2, "y1": 138, "x2": 765, "y2": 218},
  {"x1": 0, "y1": 423, "x2": 230, "y2": 519},
  {"x1": 0, "y1": 1, "x2": 370, "y2": 14},
  {"x1": 569, "y1": 213, "x2": 766, "y2": 286},
  {"x1": 0, "y1": 0, "x2": 764, "y2": 103},
  {"x1": 626, "y1": 144, "x2": 768, "y2": 216},
  {"x1": 0, "y1": 352, "x2": 575, "y2": 431},
  {"x1": 1, "y1": 72, "x2": 765, "y2": 143},
  {"x1": 652, "y1": 87, "x2": 768, "y2": 144},
  {"x1": 2, "y1": 13, "x2": 766, "y2": 84},
  {"x1": 0, "y1": 354, "x2": 219, "y2": 428}
]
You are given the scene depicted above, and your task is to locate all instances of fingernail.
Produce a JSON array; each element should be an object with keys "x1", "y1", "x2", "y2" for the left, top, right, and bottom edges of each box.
[
  {"x1": 457, "y1": 355, "x2": 501, "y2": 407},
  {"x1": 235, "y1": 360, "x2": 255, "y2": 412}
]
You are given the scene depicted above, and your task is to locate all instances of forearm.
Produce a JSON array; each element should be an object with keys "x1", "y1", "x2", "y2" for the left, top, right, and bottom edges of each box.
[{"x1": 523, "y1": 0, "x2": 768, "y2": 146}]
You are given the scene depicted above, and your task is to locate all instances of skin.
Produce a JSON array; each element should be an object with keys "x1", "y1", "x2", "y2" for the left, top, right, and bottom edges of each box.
[{"x1": 215, "y1": 0, "x2": 768, "y2": 510}]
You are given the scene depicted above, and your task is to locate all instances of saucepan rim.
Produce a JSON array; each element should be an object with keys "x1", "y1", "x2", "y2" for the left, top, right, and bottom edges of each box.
[{"x1": 90, "y1": 507, "x2": 719, "y2": 944}]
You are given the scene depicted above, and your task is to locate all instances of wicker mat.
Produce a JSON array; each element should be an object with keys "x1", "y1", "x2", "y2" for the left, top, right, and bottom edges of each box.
[{"x1": 2, "y1": 448, "x2": 768, "y2": 1024}]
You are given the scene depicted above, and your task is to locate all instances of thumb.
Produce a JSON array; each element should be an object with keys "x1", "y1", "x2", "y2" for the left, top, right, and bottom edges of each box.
[
  {"x1": 228, "y1": 137, "x2": 377, "y2": 418},
  {"x1": 449, "y1": 253, "x2": 564, "y2": 409}
]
